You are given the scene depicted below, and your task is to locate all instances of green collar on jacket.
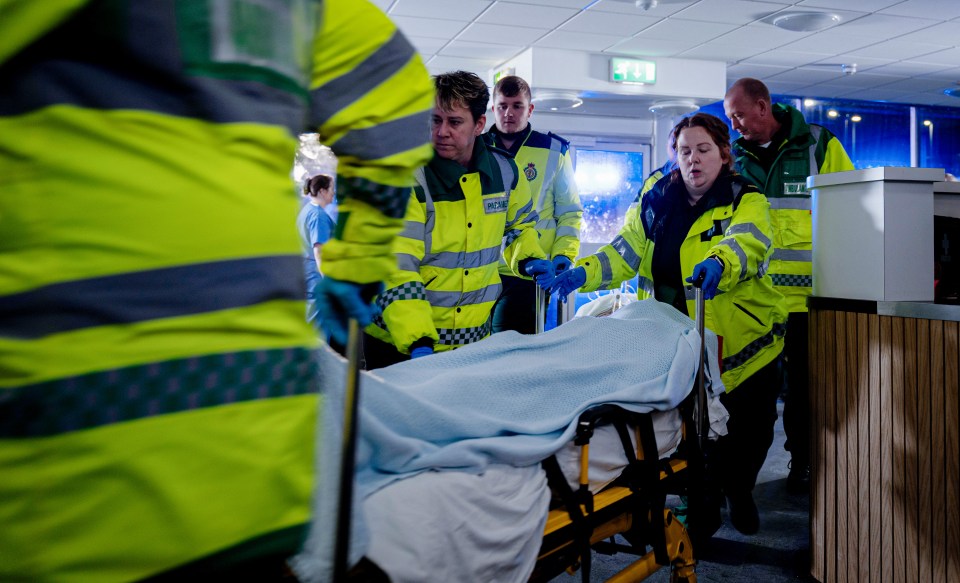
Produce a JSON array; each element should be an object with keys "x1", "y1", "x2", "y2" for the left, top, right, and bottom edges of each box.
[
  {"x1": 422, "y1": 138, "x2": 509, "y2": 201},
  {"x1": 732, "y1": 103, "x2": 815, "y2": 159}
]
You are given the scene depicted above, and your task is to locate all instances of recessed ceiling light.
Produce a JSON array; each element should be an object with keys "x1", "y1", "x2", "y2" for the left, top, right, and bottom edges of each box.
[
  {"x1": 648, "y1": 100, "x2": 699, "y2": 117},
  {"x1": 945, "y1": 87, "x2": 960, "y2": 99},
  {"x1": 771, "y1": 11, "x2": 841, "y2": 32},
  {"x1": 827, "y1": 110, "x2": 839, "y2": 118},
  {"x1": 532, "y1": 91, "x2": 584, "y2": 111}
]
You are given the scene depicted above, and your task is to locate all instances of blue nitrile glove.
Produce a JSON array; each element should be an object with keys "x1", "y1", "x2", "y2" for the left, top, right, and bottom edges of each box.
[
  {"x1": 548, "y1": 266, "x2": 586, "y2": 303},
  {"x1": 686, "y1": 256, "x2": 724, "y2": 300},
  {"x1": 315, "y1": 278, "x2": 380, "y2": 345},
  {"x1": 524, "y1": 259, "x2": 556, "y2": 289},
  {"x1": 410, "y1": 345, "x2": 434, "y2": 359},
  {"x1": 552, "y1": 255, "x2": 573, "y2": 274}
]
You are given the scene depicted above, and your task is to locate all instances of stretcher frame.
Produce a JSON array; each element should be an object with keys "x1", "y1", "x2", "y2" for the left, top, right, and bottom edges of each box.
[
  {"x1": 529, "y1": 283, "x2": 711, "y2": 583},
  {"x1": 336, "y1": 284, "x2": 712, "y2": 583}
]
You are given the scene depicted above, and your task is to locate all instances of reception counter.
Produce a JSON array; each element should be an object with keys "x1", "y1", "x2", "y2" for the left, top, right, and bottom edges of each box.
[{"x1": 808, "y1": 297, "x2": 959, "y2": 582}]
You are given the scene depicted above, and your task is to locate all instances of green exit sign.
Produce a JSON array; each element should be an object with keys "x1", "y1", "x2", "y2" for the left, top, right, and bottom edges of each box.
[{"x1": 610, "y1": 58, "x2": 656, "y2": 85}]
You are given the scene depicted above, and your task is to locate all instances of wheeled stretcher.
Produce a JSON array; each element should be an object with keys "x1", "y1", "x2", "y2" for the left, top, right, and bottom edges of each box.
[{"x1": 291, "y1": 292, "x2": 724, "y2": 583}]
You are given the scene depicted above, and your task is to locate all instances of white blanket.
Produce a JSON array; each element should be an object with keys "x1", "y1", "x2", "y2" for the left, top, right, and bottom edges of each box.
[{"x1": 291, "y1": 300, "x2": 725, "y2": 583}]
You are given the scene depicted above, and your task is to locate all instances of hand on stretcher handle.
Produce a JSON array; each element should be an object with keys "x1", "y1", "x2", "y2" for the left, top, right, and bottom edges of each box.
[{"x1": 334, "y1": 319, "x2": 363, "y2": 582}]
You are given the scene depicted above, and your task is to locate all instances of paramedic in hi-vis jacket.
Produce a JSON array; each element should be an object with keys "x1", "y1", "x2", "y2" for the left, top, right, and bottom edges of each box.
[
  {"x1": 550, "y1": 113, "x2": 788, "y2": 537},
  {"x1": 484, "y1": 75, "x2": 583, "y2": 334},
  {"x1": 363, "y1": 71, "x2": 554, "y2": 369},
  {"x1": 724, "y1": 78, "x2": 854, "y2": 495},
  {"x1": 0, "y1": 1, "x2": 433, "y2": 580}
]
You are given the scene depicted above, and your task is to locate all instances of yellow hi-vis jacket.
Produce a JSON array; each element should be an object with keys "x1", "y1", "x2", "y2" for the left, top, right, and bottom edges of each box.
[
  {"x1": 577, "y1": 172, "x2": 787, "y2": 392},
  {"x1": 0, "y1": 1, "x2": 432, "y2": 580},
  {"x1": 732, "y1": 103, "x2": 854, "y2": 313},
  {"x1": 368, "y1": 140, "x2": 546, "y2": 353},
  {"x1": 486, "y1": 125, "x2": 582, "y2": 269}
]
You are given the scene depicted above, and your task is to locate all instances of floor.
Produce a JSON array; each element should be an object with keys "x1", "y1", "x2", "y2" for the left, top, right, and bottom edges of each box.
[{"x1": 553, "y1": 401, "x2": 818, "y2": 583}]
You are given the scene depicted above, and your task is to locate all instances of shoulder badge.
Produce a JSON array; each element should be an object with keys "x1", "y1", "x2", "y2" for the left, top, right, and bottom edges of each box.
[{"x1": 524, "y1": 162, "x2": 538, "y2": 181}]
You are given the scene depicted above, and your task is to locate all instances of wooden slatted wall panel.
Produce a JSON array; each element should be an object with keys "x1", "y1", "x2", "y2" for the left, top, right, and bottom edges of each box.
[{"x1": 809, "y1": 309, "x2": 960, "y2": 582}]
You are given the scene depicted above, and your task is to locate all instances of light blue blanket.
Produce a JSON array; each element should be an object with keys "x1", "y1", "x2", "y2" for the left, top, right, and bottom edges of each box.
[{"x1": 291, "y1": 299, "x2": 723, "y2": 582}]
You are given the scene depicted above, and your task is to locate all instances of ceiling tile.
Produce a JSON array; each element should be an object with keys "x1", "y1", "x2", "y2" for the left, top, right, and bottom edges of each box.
[
  {"x1": 496, "y1": 0, "x2": 593, "y2": 7},
  {"x1": 880, "y1": 0, "x2": 960, "y2": 20},
  {"x1": 590, "y1": 0, "x2": 697, "y2": 16},
  {"x1": 560, "y1": 10, "x2": 660, "y2": 36},
  {"x1": 766, "y1": 66, "x2": 851, "y2": 84},
  {"x1": 606, "y1": 37, "x2": 696, "y2": 57},
  {"x1": 726, "y1": 62, "x2": 793, "y2": 78},
  {"x1": 796, "y1": 0, "x2": 901, "y2": 10},
  {"x1": 811, "y1": 56, "x2": 894, "y2": 72},
  {"x1": 797, "y1": 72, "x2": 902, "y2": 90},
  {"x1": 673, "y1": 0, "x2": 788, "y2": 25},
  {"x1": 908, "y1": 48, "x2": 960, "y2": 67},
  {"x1": 370, "y1": 0, "x2": 395, "y2": 11},
  {"x1": 677, "y1": 43, "x2": 761, "y2": 62},
  {"x1": 872, "y1": 76, "x2": 959, "y2": 92},
  {"x1": 837, "y1": 13, "x2": 939, "y2": 37},
  {"x1": 914, "y1": 65, "x2": 960, "y2": 82},
  {"x1": 390, "y1": 0, "x2": 492, "y2": 20},
  {"x1": 866, "y1": 61, "x2": 955, "y2": 78},
  {"x1": 439, "y1": 40, "x2": 524, "y2": 62},
  {"x1": 407, "y1": 36, "x2": 448, "y2": 55},
  {"x1": 458, "y1": 23, "x2": 549, "y2": 45},
  {"x1": 392, "y1": 16, "x2": 469, "y2": 40},
  {"x1": 477, "y1": 3, "x2": 580, "y2": 28},
  {"x1": 534, "y1": 30, "x2": 623, "y2": 52},
  {"x1": 742, "y1": 50, "x2": 833, "y2": 67},
  {"x1": 425, "y1": 55, "x2": 499, "y2": 76},
  {"x1": 777, "y1": 31, "x2": 877, "y2": 54},
  {"x1": 849, "y1": 39, "x2": 952, "y2": 61},
  {"x1": 712, "y1": 23, "x2": 805, "y2": 50},
  {"x1": 891, "y1": 21, "x2": 960, "y2": 46},
  {"x1": 631, "y1": 18, "x2": 739, "y2": 41}
]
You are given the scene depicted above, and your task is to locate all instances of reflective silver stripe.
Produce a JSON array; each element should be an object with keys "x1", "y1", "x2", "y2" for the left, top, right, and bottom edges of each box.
[
  {"x1": 415, "y1": 167, "x2": 436, "y2": 256},
  {"x1": 610, "y1": 235, "x2": 641, "y2": 271},
  {"x1": 809, "y1": 125, "x2": 822, "y2": 177},
  {"x1": 2, "y1": 61, "x2": 307, "y2": 131},
  {"x1": 421, "y1": 247, "x2": 501, "y2": 269},
  {"x1": 723, "y1": 322, "x2": 787, "y2": 371},
  {"x1": 396, "y1": 253, "x2": 421, "y2": 273},
  {"x1": 0, "y1": 256, "x2": 302, "y2": 339},
  {"x1": 772, "y1": 274, "x2": 813, "y2": 287},
  {"x1": 637, "y1": 275, "x2": 654, "y2": 296},
  {"x1": 504, "y1": 210, "x2": 539, "y2": 249},
  {"x1": 330, "y1": 110, "x2": 432, "y2": 162},
  {"x1": 718, "y1": 239, "x2": 749, "y2": 281},
  {"x1": 555, "y1": 203, "x2": 582, "y2": 215},
  {"x1": 768, "y1": 198, "x2": 811, "y2": 211},
  {"x1": 426, "y1": 283, "x2": 501, "y2": 308},
  {"x1": 598, "y1": 253, "x2": 614, "y2": 289},
  {"x1": 556, "y1": 226, "x2": 579, "y2": 238},
  {"x1": 310, "y1": 30, "x2": 418, "y2": 127},
  {"x1": 436, "y1": 320, "x2": 491, "y2": 347},
  {"x1": 504, "y1": 200, "x2": 534, "y2": 230},
  {"x1": 399, "y1": 220, "x2": 423, "y2": 240},
  {"x1": 0, "y1": 347, "x2": 315, "y2": 438},
  {"x1": 492, "y1": 151, "x2": 514, "y2": 199},
  {"x1": 535, "y1": 217, "x2": 558, "y2": 231},
  {"x1": 771, "y1": 249, "x2": 812, "y2": 262},
  {"x1": 726, "y1": 223, "x2": 772, "y2": 251},
  {"x1": 536, "y1": 140, "x2": 562, "y2": 213}
]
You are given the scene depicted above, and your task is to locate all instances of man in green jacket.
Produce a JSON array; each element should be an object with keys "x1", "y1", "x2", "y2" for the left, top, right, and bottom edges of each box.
[{"x1": 724, "y1": 78, "x2": 854, "y2": 494}]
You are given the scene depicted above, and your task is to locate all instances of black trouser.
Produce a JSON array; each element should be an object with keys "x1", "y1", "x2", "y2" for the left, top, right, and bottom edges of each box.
[
  {"x1": 710, "y1": 356, "x2": 783, "y2": 494},
  {"x1": 781, "y1": 312, "x2": 810, "y2": 467},
  {"x1": 361, "y1": 332, "x2": 409, "y2": 370},
  {"x1": 491, "y1": 274, "x2": 537, "y2": 335}
]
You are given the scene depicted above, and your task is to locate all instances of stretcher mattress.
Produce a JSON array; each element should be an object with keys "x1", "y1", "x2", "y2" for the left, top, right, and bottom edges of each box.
[{"x1": 291, "y1": 300, "x2": 726, "y2": 583}]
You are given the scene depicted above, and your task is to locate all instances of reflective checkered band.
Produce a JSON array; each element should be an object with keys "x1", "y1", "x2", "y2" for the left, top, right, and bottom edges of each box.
[
  {"x1": 376, "y1": 281, "x2": 427, "y2": 312},
  {"x1": 771, "y1": 274, "x2": 812, "y2": 287},
  {"x1": 436, "y1": 320, "x2": 492, "y2": 347},
  {"x1": 0, "y1": 348, "x2": 317, "y2": 438},
  {"x1": 339, "y1": 175, "x2": 412, "y2": 219},
  {"x1": 722, "y1": 322, "x2": 787, "y2": 372}
]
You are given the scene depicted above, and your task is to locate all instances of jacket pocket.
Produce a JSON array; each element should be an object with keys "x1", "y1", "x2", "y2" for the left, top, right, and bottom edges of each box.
[{"x1": 733, "y1": 302, "x2": 764, "y2": 327}]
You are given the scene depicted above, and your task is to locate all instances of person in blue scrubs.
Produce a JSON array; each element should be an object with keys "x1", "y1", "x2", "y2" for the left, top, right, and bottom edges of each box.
[{"x1": 298, "y1": 173, "x2": 336, "y2": 329}]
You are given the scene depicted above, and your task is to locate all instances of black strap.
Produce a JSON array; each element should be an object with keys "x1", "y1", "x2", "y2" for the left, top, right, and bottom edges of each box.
[{"x1": 542, "y1": 455, "x2": 593, "y2": 583}]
